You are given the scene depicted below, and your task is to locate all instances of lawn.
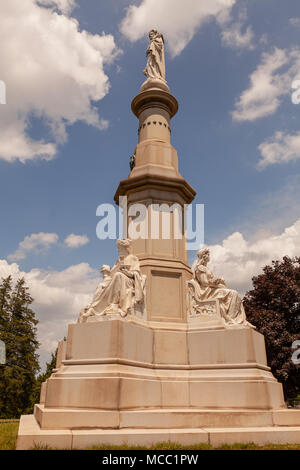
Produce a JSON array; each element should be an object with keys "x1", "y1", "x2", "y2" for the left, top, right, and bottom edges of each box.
[
  {"x1": 1, "y1": 422, "x2": 300, "y2": 451},
  {"x1": 0, "y1": 421, "x2": 19, "y2": 450}
]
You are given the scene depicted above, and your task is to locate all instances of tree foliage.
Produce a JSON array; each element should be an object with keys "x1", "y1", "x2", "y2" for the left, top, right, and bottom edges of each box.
[
  {"x1": 0, "y1": 276, "x2": 40, "y2": 418},
  {"x1": 244, "y1": 256, "x2": 300, "y2": 400},
  {"x1": 29, "y1": 348, "x2": 57, "y2": 411}
]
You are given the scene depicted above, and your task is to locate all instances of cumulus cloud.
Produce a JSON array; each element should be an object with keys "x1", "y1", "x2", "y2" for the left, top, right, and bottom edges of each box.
[
  {"x1": 258, "y1": 130, "x2": 300, "y2": 168},
  {"x1": 220, "y1": 7, "x2": 255, "y2": 51},
  {"x1": 64, "y1": 233, "x2": 89, "y2": 248},
  {"x1": 0, "y1": 0, "x2": 119, "y2": 163},
  {"x1": 221, "y1": 24, "x2": 254, "y2": 50},
  {"x1": 233, "y1": 46, "x2": 300, "y2": 167},
  {"x1": 232, "y1": 47, "x2": 300, "y2": 121},
  {"x1": 232, "y1": 48, "x2": 290, "y2": 121},
  {"x1": 205, "y1": 218, "x2": 300, "y2": 295},
  {"x1": 0, "y1": 259, "x2": 99, "y2": 368},
  {"x1": 120, "y1": 0, "x2": 236, "y2": 57},
  {"x1": 37, "y1": 0, "x2": 77, "y2": 14},
  {"x1": 8, "y1": 231, "x2": 90, "y2": 261},
  {"x1": 7, "y1": 233, "x2": 59, "y2": 261}
]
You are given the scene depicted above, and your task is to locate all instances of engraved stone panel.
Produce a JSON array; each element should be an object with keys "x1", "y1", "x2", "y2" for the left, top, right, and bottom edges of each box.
[{"x1": 151, "y1": 270, "x2": 182, "y2": 320}]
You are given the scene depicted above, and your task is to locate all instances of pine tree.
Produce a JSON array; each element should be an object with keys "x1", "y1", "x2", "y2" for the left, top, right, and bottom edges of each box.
[
  {"x1": 0, "y1": 277, "x2": 40, "y2": 418},
  {"x1": 29, "y1": 348, "x2": 57, "y2": 411},
  {"x1": 0, "y1": 276, "x2": 13, "y2": 414},
  {"x1": 0, "y1": 276, "x2": 12, "y2": 342}
]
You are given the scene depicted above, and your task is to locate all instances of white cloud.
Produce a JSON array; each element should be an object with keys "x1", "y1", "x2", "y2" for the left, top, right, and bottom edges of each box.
[
  {"x1": 258, "y1": 130, "x2": 300, "y2": 168},
  {"x1": 8, "y1": 232, "x2": 91, "y2": 261},
  {"x1": 0, "y1": 0, "x2": 119, "y2": 163},
  {"x1": 220, "y1": 7, "x2": 255, "y2": 50},
  {"x1": 64, "y1": 233, "x2": 89, "y2": 248},
  {"x1": 221, "y1": 24, "x2": 254, "y2": 50},
  {"x1": 233, "y1": 46, "x2": 300, "y2": 167},
  {"x1": 232, "y1": 48, "x2": 290, "y2": 121},
  {"x1": 205, "y1": 218, "x2": 300, "y2": 295},
  {"x1": 232, "y1": 47, "x2": 300, "y2": 121},
  {"x1": 120, "y1": 0, "x2": 236, "y2": 57},
  {"x1": 0, "y1": 259, "x2": 99, "y2": 368},
  {"x1": 7, "y1": 233, "x2": 59, "y2": 261},
  {"x1": 37, "y1": 0, "x2": 77, "y2": 14},
  {"x1": 290, "y1": 17, "x2": 300, "y2": 28}
]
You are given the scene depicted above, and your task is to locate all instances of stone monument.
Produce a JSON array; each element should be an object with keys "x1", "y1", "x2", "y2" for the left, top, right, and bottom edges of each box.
[{"x1": 17, "y1": 31, "x2": 300, "y2": 449}]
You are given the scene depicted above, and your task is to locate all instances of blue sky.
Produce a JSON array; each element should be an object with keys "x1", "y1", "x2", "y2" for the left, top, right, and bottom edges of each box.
[{"x1": 1, "y1": 0, "x2": 300, "y2": 366}]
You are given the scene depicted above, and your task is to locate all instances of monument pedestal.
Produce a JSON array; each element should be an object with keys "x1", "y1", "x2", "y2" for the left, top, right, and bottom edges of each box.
[
  {"x1": 17, "y1": 318, "x2": 300, "y2": 449},
  {"x1": 17, "y1": 34, "x2": 300, "y2": 449}
]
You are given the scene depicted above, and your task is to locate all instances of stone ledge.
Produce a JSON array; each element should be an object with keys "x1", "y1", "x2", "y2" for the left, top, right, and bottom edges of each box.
[
  {"x1": 114, "y1": 172, "x2": 196, "y2": 205},
  {"x1": 35, "y1": 405, "x2": 282, "y2": 430},
  {"x1": 35, "y1": 406, "x2": 300, "y2": 431},
  {"x1": 16, "y1": 414, "x2": 300, "y2": 449},
  {"x1": 61, "y1": 358, "x2": 272, "y2": 371}
]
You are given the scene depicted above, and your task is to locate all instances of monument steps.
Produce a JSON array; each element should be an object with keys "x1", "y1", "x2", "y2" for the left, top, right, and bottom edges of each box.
[
  {"x1": 17, "y1": 413, "x2": 300, "y2": 449},
  {"x1": 34, "y1": 405, "x2": 300, "y2": 430}
]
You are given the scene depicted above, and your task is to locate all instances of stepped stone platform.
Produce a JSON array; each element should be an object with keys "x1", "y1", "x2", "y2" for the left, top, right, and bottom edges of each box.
[
  {"x1": 16, "y1": 318, "x2": 300, "y2": 449},
  {"x1": 18, "y1": 411, "x2": 300, "y2": 449}
]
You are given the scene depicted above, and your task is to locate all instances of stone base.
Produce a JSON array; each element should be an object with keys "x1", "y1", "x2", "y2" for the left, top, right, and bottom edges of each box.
[
  {"x1": 16, "y1": 318, "x2": 297, "y2": 449},
  {"x1": 33, "y1": 405, "x2": 300, "y2": 430},
  {"x1": 140, "y1": 78, "x2": 170, "y2": 93},
  {"x1": 17, "y1": 412, "x2": 300, "y2": 449},
  {"x1": 34, "y1": 319, "x2": 285, "y2": 411}
]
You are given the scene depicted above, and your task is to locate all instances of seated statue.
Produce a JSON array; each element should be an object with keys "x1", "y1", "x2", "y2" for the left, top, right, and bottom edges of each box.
[
  {"x1": 78, "y1": 265, "x2": 112, "y2": 323},
  {"x1": 188, "y1": 248, "x2": 254, "y2": 327},
  {"x1": 78, "y1": 239, "x2": 146, "y2": 323}
]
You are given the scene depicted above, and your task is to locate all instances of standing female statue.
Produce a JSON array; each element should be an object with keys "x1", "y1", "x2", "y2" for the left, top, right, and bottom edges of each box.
[
  {"x1": 188, "y1": 248, "x2": 253, "y2": 327},
  {"x1": 143, "y1": 29, "x2": 166, "y2": 82}
]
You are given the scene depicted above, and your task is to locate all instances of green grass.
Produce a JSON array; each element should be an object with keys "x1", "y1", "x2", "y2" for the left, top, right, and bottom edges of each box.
[
  {"x1": 1, "y1": 422, "x2": 300, "y2": 451},
  {"x1": 83, "y1": 443, "x2": 300, "y2": 451},
  {"x1": 0, "y1": 422, "x2": 19, "y2": 450},
  {"x1": 29, "y1": 441, "x2": 300, "y2": 451}
]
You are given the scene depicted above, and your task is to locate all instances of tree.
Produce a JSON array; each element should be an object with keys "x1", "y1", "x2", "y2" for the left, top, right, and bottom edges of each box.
[
  {"x1": 29, "y1": 348, "x2": 57, "y2": 411},
  {"x1": 0, "y1": 276, "x2": 12, "y2": 407},
  {"x1": 0, "y1": 277, "x2": 40, "y2": 418},
  {"x1": 0, "y1": 276, "x2": 12, "y2": 346},
  {"x1": 244, "y1": 256, "x2": 300, "y2": 400}
]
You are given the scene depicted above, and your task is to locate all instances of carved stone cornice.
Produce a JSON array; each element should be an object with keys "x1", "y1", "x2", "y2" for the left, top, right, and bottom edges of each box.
[
  {"x1": 132, "y1": 89, "x2": 178, "y2": 119},
  {"x1": 114, "y1": 172, "x2": 196, "y2": 205}
]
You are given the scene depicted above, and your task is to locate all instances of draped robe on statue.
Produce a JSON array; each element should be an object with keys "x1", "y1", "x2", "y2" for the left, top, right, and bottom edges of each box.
[
  {"x1": 85, "y1": 254, "x2": 144, "y2": 318},
  {"x1": 190, "y1": 263, "x2": 250, "y2": 326},
  {"x1": 144, "y1": 33, "x2": 166, "y2": 82}
]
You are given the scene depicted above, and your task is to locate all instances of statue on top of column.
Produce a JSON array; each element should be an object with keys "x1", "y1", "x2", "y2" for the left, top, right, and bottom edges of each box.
[{"x1": 143, "y1": 29, "x2": 166, "y2": 83}]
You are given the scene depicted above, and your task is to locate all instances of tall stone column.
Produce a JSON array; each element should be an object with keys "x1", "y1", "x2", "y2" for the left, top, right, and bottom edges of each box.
[{"x1": 115, "y1": 80, "x2": 196, "y2": 323}]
